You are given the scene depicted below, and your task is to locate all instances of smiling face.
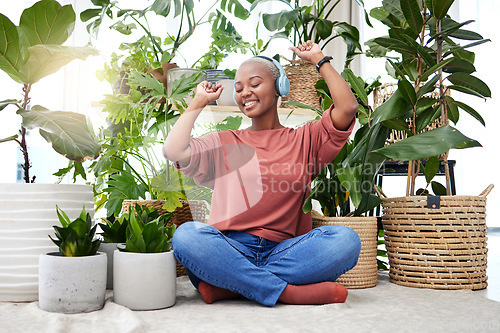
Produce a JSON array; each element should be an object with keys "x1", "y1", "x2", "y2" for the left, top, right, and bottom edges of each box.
[{"x1": 234, "y1": 61, "x2": 279, "y2": 118}]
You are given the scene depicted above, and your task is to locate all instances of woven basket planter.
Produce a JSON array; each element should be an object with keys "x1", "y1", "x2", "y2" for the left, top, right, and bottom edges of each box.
[
  {"x1": 281, "y1": 58, "x2": 322, "y2": 109},
  {"x1": 122, "y1": 199, "x2": 207, "y2": 276},
  {"x1": 312, "y1": 213, "x2": 378, "y2": 289},
  {"x1": 375, "y1": 185, "x2": 493, "y2": 290}
]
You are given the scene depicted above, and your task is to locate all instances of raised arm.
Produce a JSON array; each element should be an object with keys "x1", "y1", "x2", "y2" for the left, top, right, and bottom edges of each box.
[
  {"x1": 163, "y1": 81, "x2": 223, "y2": 167},
  {"x1": 289, "y1": 41, "x2": 358, "y2": 131}
]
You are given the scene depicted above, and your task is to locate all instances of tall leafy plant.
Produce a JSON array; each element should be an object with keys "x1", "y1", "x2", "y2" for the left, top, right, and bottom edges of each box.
[
  {"x1": 0, "y1": 0, "x2": 101, "y2": 182},
  {"x1": 82, "y1": 0, "x2": 251, "y2": 68},
  {"x1": 363, "y1": 0, "x2": 490, "y2": 196},
  {"x1": 250, "y1": 0, "x2": 369, "y2": 65}
]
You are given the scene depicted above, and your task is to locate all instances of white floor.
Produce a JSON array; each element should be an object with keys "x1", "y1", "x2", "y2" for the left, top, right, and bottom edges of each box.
[{"x1": 478, "y1": 229, "x2": 500, "y2": 302}]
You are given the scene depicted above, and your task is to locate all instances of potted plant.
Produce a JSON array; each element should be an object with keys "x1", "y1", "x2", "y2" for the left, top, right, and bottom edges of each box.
[
  {"x1": 38, "y1": 205, "x2": 106, "y2": 313},
  {"x1": 113, "y1": 204, "x2": 177, "y2": 310},
  {"x1": 300, "y1": 71, "x2": 385, "y2": 289},
  {"x1": 250, "y1": 0, "x2": 367, "y2": 108},
  {"x1": 364, "y1": 0, "x2": 492, "y2": 290},
  {"x1": 0, "y1": 0, "x2": 100, "y2": 302},
  {"x1": 97, "y1": 215, "x2": 129, "y2": 290}
]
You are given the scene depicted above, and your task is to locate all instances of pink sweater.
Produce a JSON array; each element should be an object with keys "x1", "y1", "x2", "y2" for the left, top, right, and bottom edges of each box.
[{"x1": 177, "y1": 107, "x2": 354, "y2": 243}]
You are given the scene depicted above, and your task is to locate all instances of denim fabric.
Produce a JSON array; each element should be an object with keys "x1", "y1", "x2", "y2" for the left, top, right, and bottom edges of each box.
[{"x1": 172, "y1": 221, "x2": 361, "y2": 306}]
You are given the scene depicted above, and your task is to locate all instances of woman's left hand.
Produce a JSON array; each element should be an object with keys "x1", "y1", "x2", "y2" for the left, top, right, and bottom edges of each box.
[{"x1": 289, "y1": 40, "x2": 324, "y2": 64}]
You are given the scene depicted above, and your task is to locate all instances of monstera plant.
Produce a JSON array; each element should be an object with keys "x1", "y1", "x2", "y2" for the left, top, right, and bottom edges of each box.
[{"x1": 0, "y1": 0, "x2": 101, "y2": 183}]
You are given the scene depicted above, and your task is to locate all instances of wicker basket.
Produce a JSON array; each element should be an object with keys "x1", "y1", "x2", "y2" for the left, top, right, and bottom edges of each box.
[
  {"x1": 312, "y1": 212, "x2": 378, "y2": 289},
  {"x1": 122, "y1": 199, "x2": 208, "y2": 276},
  {"x1": 375, "y1": 185, "x2": 493, "y2": 290},
  {"x1": 281, "y1": 58, "x2": 322, "y2": 109}
]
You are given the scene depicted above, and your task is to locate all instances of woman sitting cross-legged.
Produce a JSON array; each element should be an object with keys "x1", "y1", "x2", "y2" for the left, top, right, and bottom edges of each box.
[{"x1": 163, "y1": 40, "x2": 361, "y2": 307}]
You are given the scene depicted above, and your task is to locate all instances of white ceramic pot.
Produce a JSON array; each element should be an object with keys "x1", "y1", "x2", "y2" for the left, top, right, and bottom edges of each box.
[
  {"x1": 216, "y1": 79, "x2": 236, "y2": 106},
  {"x1": 113, "y1": 250, "x2": 176, "y2": 310},
  {"x1": 0, "y1": 183, "x2": 94, "y2": 302},
  {"x1": 38, "y1": 252, "x2": 107, "y2": 313},
  {"x1": 98, "y1": 243, "x2": 120, "y2": 290}
]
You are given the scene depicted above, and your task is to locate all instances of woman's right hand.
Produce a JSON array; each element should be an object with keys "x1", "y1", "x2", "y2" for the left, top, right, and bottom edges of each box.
[{"x1": 194, "y1": 81, "x2": 224, "y2": 105}]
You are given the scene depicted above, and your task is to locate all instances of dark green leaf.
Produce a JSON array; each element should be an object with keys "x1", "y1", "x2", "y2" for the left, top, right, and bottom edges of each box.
[
  {"x1": 343, "y1": 69, "x2": 368, "y2": 106},
  {"x1": 426, "y1": 0, "x2": 455, "y2": 20},
  {"x1": 372, "y1": 88, "x2": 412, "y2": 125},
  {"x1": 398, "y1": 79, "x2": 417, "y2": 106},
  {"x1": 423, "y1": 156, "x2": 440, "y2": 183},
  {"x1": 382, "y1": 0, "x2": 405, "y2": 20},
  {"x1": 381, "y1": 118, "x2": 410, "y2": 132},
  {"x1": 450, "y1": 29, "x2": 483, "y2": 41},
  {"x1": 373, "y1": 37, "x2": 414, "y2": 54},
  {"x1": 442, "y1": 58, "x2": 475, "y2": 74},
  {"x1": 447, "y1": 98, "x2": 485, "y2": 126},
  {"x1": 445, "y1": 96, "x2": 459, "y2": 124},
  {"x1": 415, "y1": 104, "x2": 440, "y2": 132},
  {"x1": 416, "y1": 74, "x2": 440, "y2": 99},
  {"x1": 419, "y1": 58, "x2": 454, "y2": 81},
  {"x1": 262, "y1": 9, "x2": 299, "y2": 32},
  {"x1": 431, "y1": 180, "x2": 447, "y2": 195},
  {"x1": 447, "y1": 72, "x2": 491, "y2": 98},
  {"x1": 315, "y1": 18, "x2": 334, "y2": 40},
  {"x1": 400, "y1": 0, "x2": 423, "y2": 35},
  {"x1": 372, "y1": 125, "x2": 481, "y2": 161}
]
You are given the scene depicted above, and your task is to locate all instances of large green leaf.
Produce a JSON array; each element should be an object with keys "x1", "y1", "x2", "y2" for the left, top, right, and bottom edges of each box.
[
  {"x1": 17, "y1": 105, "x2": 101, "y2": 161},
  {"x1": 372, "y1": 88, "x2": 412, "y2": 125},
  {"x1": 382, "y1": 0, "x2": 405, "y2": 21},
  {"x1": 337, "y1": 165, "x2": 362, "y2": 207},
  {"x1": 373, "y1": 37, "x2": 414, "y2": 54},
  {"x1": 400, "y1": 0, "x2": 423, "y2": 35},
  {"x1": 19, "y1": 0, "x2": 75, "y2": 47},
  {"x1": 425, "y1": 0, "x2": 455, "y2": 20},
  {"x1": 446, "y1": 97, "x2": 485, "y2": 126},
  {"x1": 447, "y1": 72, "x2": 491, "y2": 98},
  {"x1": 0, "y1": 14, "x2": 28, "y2": 83},
  {"x1": 18, "y1": 44, "x2": 98, "y2": 84},
  {"x1": 372, "y1": 125, "x2": 481, "y2": 161},
  {"x1": 262, "y1": 9, "x2": 299, "y2": 32},
  {"x1": 442, "y1": 58, "x2": 475, "y2": 74},
  {"x1": 398, "y1": 78, "x2": 417, "y2": 106}
]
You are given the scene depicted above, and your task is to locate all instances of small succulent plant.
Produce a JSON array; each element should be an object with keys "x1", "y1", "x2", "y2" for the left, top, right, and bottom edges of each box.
[
  {"x1": 50, "y1": 205, "x2": 101, "y2": 257},
  {"x1": 98, "y1": 215, "x2": 129, "y2": 244},
  {"x1": 119, "y1": 204, "x2": 176, "y2": 253}
]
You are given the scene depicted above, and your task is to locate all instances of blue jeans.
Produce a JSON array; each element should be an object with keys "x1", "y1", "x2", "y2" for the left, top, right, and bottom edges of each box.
[{"x1": 172, "y1": 221, "x2": 361, "y2": 306}]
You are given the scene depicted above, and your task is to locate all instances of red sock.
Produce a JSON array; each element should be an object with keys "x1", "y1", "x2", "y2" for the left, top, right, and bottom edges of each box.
[
  {"x1": 278, "y1": 282, "x2": 348, "y2": 305},
  {"x1": 198, "y1": 281, "x2": 241, "y2": 304}
]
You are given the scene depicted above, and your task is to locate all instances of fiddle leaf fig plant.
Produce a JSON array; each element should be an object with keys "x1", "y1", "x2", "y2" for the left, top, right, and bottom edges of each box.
[
  {"x1": 0, "y1": 0, "x2": 101, "y2": 183},
  {"x1": 50, "y1": 205, "x2": 101, "y2": 257},
  {"x1": 363, "y1": 0, "x2": 490, "y2": 196}
]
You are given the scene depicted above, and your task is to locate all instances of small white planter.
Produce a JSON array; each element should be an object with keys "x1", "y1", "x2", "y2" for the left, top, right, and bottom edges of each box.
[
  {"x1": 99, "y1": 243, "x2": 120, "y2": 290},
  {"x1": 38, "y1": 252, "x2": 107, "y2": 313},
  {"x1": 113, "y1": 250, "x2": 176, "y2": 310}
]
